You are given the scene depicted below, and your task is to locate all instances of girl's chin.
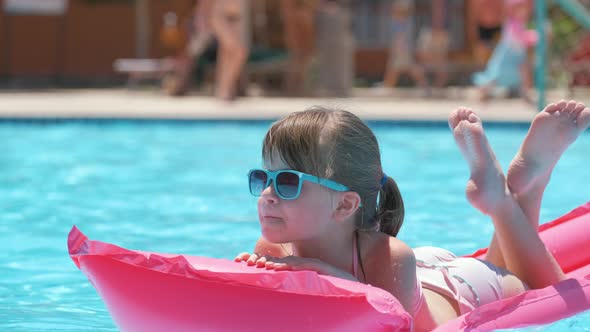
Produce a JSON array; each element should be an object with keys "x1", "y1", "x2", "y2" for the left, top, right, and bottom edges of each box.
[
  {"x1": 260, "y1": 227, "x2": 291, "y2": 244},
  {"x1": 261, "y1": 231, "x2": 286, "y2": 244}
]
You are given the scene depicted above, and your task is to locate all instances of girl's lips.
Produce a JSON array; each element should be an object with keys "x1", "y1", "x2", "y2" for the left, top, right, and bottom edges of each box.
[{"x1": 261, "y1": 216, "x2": 283, "y2": 222}]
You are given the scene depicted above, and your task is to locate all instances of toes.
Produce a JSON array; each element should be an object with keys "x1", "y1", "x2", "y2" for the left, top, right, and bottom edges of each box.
[
  {"x1": 449, "y1": 107, "x2": 479, "y2": 129},
  {"x1": 461, "y1": 107, "x2": 474, "y2": 117},
  {"x1": 458, "y1": 108, "x2": 475, "y2": 121},
  {"x1": 548, "y1": 100, "x2": 568, "y2": 113},
  {"x1": 449, "y1": 107, "x2": 469, "y2": 129},
  {"x1": 564, "y1": 100, "x2": 578, "y2": 113},
  {"x1": 572, "y1": 102, "x2": 586, "y2": 117},
  {"x1": 468, "y1": 112, "x2": 480, "y2": 124},
  {"x1": 448, "y1": 110, "x2": 461, "y2": 129},
  {"x1": 544, "y1": 102, "x2": 559, "y2": 113},
  {"x1": 577, "y1": 108, "x2": 590, "y2": 130},
  {"x1": 545, "y1": 100, "x2": 587, "y2": 122}
]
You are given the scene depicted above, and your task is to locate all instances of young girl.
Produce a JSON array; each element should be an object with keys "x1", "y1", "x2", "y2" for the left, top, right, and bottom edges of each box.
[{"x1": 236, "y1": 100, "x2": 590, "y2": 330}]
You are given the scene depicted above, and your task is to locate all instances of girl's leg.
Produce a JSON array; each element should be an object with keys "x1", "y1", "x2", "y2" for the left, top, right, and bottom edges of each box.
[
  {"x1": 490, "y1": 101, "x2": 590, "y2": 268},
  {"x1": 449, "y1": 108, "x2": 565, "y2": 289}
]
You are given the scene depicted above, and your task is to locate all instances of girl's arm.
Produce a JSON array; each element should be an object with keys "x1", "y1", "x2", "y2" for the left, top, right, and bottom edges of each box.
[
  {"x1": 237, "y1": 237, "x2": 358, "y2": 281},
  {"x1": 367, "y1": 237, "x2": 442, "y2": 331},
  {"x1": 365, "y1": 237, "x2": 421, "y2": 315},
  {"x1": 254, "y1": 255, "x2": 359, "y2": 281}
]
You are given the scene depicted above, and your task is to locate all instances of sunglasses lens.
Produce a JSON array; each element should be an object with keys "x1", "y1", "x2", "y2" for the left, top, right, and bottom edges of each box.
[
  {"x1": 249, "y1": 170, "x2": 268, "y2": 196},
  {"x1": 276, "y1": 171, "x2": 300, "y2": 199}
]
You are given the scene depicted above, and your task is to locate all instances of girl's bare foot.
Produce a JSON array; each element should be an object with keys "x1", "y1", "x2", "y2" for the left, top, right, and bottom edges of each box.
[
  {"x1": 450, "y1": 108, "x2": 566, "y2": 287},
  {"x1": 507, "y1": 100, "x2": 590, "y2": 196},
  {"x1": 449, "y1": 107, "x2": 508, "y2": 215}
]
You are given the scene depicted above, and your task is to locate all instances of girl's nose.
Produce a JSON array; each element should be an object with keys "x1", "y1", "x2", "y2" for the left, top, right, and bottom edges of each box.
[{"x1": 261, "y1": 182, "x2": 278, "y2": 204}]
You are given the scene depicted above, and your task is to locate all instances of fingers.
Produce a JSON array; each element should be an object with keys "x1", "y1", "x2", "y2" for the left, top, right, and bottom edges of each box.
[
  {"x1": 261, "y1": 256, "x2": 290, "y2": 270},
  {"x1": 234, "y1": 252, "x2": 278, "y2": 267},
  {"x1": 255, "y1": 256, "x2": 268, "y2": 267},
  {"x1": 235, "y1": 254, "x2": 322, "y2": 273},
  {"x1": 247, "y1": 253, "x2": 260, "y2": 266},
  {"x1": 233, "y1": 252, "x2": 262, "y2": 266},
  {"x1": 265, "y1": 256, "x2": 320, "y2": 271},
  {"x1": 234, "y1": 252, "x2": 251, "y2": 262},
  {"x1": 267, "y1": 262, "x2": 291, "y2": 271}
]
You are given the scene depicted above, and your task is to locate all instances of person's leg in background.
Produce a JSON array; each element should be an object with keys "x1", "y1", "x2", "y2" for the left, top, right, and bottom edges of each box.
[
  {"x1": 281, "y1": 0, "x2": 317, "y2": 96},
  {"x1": 211, "y1": 0, "x2": 250, "y2": 100}
]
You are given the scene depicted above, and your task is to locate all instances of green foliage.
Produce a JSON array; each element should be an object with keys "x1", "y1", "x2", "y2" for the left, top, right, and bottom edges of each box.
[
  {"x1": 544, "y1": 1, "x2": 589, "y2": 88},
  {"x1": 548, "y1": 1, "x2": 586, "y2": 59}
]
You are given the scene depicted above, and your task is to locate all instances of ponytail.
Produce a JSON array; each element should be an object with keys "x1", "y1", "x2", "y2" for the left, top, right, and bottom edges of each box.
[{"x1": 376, "y1": 176, "x2": 405, "y2": 237}]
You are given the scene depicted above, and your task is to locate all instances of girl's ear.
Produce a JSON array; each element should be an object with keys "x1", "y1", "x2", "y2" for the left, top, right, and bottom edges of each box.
[{"x1": 333, "y1": 192, "x2": 362, "y2": 222}]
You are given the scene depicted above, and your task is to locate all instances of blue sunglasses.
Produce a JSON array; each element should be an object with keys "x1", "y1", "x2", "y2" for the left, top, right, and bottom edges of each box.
[{"x1": 248, "y1": 169, "x2": 351, "y2": 200}]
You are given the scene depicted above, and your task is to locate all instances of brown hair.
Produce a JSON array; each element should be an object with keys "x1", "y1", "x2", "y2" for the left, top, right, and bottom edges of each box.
[{"x1": 262, "y1": 106, "x2": 404, "y2": 237}]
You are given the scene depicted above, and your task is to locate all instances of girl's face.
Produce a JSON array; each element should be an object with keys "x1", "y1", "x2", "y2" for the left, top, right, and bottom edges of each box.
[{"x1": 258, "y1": 153, "x2": 338, "y2": 244}]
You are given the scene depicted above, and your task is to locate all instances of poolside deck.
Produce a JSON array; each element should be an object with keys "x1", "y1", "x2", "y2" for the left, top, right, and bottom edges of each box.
[{"x1": 0, "y1": 88, "x2": 588, "y2": 123}]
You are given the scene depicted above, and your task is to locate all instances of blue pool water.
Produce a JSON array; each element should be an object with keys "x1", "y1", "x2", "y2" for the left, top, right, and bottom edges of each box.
[{"x1": 1, "y1": 120, "x2": 589, "y2": 331}]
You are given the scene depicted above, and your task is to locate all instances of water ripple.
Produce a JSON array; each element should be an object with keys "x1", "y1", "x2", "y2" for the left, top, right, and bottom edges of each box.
[{"x1": 1, "y1": 123, "x2": 589, "y2": 331}]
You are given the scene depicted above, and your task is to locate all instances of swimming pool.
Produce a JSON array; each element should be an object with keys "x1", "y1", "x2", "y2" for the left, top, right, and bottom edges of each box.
[{"x1": 1, "y1": 120, "x2": 588, "y2": 331}]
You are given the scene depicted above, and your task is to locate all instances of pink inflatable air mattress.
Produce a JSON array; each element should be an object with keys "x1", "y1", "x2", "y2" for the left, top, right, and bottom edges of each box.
[
  {"x1": 69, "y1": 203, "x2": 590, "y2": 332},
  {"x1": 68, "y1": 228, "x2": 412, "y2": 332}
]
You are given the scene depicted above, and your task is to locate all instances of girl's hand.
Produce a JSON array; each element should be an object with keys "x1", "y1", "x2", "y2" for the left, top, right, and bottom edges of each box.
[
  {"x1": 234, "y1": 253, "x2": 358, "y2": 282},
  {"x1": 234, "y1": 252, "x2": 266, "y2": 266}
]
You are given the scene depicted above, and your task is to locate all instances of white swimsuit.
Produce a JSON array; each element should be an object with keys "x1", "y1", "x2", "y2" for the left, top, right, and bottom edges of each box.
[
  {"x1": 414, "y1": 246, "x2": 505, "y2": 314},
  {"x1": 351, "y1": 235, "x2": 505, "y2": 315}
]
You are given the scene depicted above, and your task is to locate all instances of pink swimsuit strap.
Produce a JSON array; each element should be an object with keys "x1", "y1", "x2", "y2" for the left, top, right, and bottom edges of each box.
[{"x1": 352, "y1": 231, "x2": 360, "y2": 280}]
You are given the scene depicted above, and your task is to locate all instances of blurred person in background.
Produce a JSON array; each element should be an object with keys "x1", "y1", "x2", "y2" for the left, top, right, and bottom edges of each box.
[
  {"x1": 473, "y1": 0, "x2": 537, "y2": 103},
  {"x1": 382, "y1": 0, "x2": 428, "y2": 93},
  {"x1": 165, "y1": 0, "x2": 250, "y2": 101},
  {"x1": 280, "y1": 0, "x2": 318, "y2": 96},
  {"x1": 163, "y1": 0, "x2": 214, "y2": 96},
  {"x1": 314, "y1": 0, "x2": 355, "y2": 97},
  {"x1": 417, "y1": 0, "x2": 450, "y2": 92},
  {"x1": 468, "y1": 0, "x2": 505, "y2": 66},
  {"x1": 211, "y1": 0, "x2": 251, "y2": 100}
]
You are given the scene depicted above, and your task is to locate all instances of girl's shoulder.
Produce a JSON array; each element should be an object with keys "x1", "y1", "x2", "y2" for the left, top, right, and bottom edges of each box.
[
  {"x1": 360, "y1": 231, "x2": 415, "y2": 267},
  {"x1": 359, "y1": 231, "x2": 419, "y2": 313},
  {"x1": 360, "y1": 231, "x2": 412, "y2": 251}
]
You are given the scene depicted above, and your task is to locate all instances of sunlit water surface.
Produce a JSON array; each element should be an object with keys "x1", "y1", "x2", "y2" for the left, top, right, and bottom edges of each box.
[{"x1": 1, "y1": 120, "x2": 589, "y2": 331}]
